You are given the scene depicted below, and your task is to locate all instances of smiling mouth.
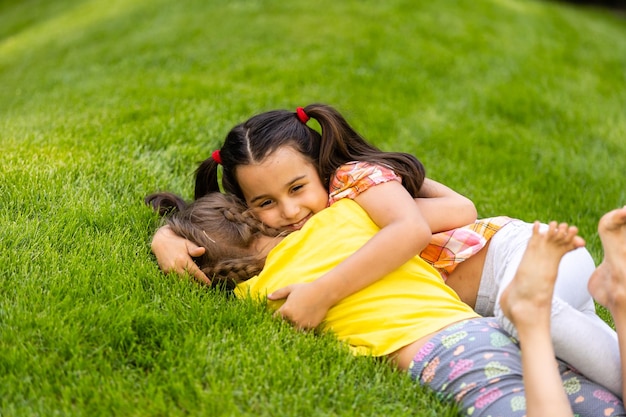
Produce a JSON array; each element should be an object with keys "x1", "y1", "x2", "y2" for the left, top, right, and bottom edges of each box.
[{"x1": 287, "y1": 214, "x2": 311, "y2": 231}]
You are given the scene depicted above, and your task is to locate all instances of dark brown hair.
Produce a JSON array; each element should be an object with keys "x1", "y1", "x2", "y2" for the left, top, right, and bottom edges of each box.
[{"x1": 194, "y1": 103, "x2": 426, "y2": 201}]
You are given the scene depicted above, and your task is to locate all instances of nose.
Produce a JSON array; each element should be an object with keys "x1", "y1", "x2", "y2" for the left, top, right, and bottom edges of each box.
[{"x1": 280, "y1": 199, "x2": 301, "y2": 220}]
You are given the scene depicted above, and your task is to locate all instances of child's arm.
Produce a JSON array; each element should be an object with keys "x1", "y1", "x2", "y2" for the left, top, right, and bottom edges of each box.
[
  {"x1": 415, "y1": 178, "x2": 477, "y2": 233},
  {"x1": 151, "y1": 225, "x2": 211, "y2": 285},
  {"x1": 269, "y1": 180, "x2": 435, "y2": 329}
]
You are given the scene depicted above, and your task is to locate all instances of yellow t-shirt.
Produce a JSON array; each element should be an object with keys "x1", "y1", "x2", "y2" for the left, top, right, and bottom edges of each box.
[{"x1": 235, "y1": 199, "x2": 479, "y2": 356}]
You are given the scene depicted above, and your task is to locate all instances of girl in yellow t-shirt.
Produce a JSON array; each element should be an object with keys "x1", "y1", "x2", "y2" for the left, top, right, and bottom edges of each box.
[{"x1": 151, "y1": 191, "x2": 624, "y2": 417}]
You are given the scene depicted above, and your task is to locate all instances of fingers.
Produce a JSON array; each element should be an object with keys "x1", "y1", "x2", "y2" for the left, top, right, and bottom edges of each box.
[
  {"x1": 266, "y1": 282, "x2": 328, "y2": 331},
  {"x1": 159, "y1": 254, "x2": 211, "y2": 286},
  {"x1": 188, "y1": 266, "x2": 211, "y2": 286},
  {"x1": 267, "y1": 286, "x2": 292, "y2": 301},
  {"x1": 152, "y1": 226, "x2": 209, "y2": 282},
  {"x1": 269, "y1": 286, "x2": 306, "y2": 328},
  {"x1": 273, "y1": 308, "x2": 313, "y2": 331},
  {"x1": 187, "y1": 245, "x2": 206, "y2": 258},
  {"x1": 173, "y1": 255, "x2": 210, "y2": 285},
  {"x1": 182, "y1": 242, "x2": 210, "y2": 284}
]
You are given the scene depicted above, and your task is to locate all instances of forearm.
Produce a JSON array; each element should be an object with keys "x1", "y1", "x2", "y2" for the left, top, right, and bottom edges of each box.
[
  {"x1": 314, "y1": 220, "x2": 432, "y2": 306},
  {"x1": 415, "y1": 179, "x2": 477, "y2": 232},
  {"x1": 313, "y1": 180, "x2": 432, "y2": 306}
]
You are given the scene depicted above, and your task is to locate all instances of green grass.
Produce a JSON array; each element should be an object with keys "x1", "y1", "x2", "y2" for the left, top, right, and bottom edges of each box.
[{"x1": 1, "y1": 0, "x2": 625, "y2": 415}]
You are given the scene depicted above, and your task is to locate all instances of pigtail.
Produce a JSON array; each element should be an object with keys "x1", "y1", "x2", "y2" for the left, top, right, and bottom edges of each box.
[
  {"x1": 194, "y1": 157, "x2": 222, "y2": 199},
  {"x1": 145, "y1": 191, "x2": 189, "y2": 216},
  {"x1": 304, "y1": 104, "x2": 373, "y2": 181},
  {"x1": 303, "y1": 103, "x2": 426, "y2": 197}
]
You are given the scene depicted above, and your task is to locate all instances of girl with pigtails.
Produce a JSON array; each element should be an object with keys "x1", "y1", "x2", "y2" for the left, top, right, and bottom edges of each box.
[{"x1": 154, "y1": 103, "x2": 477, "y2": 329}]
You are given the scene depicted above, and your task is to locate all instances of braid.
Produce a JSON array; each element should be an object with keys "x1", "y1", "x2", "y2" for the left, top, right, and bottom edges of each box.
[
  {"x1": 204, "y1": 257, "x2": 266, "y2": 290},
  {"x1": 221, "y1": 205, "x2": 282, "y2": 237}
]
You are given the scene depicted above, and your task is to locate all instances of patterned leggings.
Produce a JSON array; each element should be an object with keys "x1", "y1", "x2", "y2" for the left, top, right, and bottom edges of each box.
[{"x1": 408, "y1": 318, "x2": 624, "y2": 417}]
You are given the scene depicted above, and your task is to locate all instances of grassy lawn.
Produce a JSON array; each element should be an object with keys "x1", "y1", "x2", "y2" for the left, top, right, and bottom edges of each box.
[{"x1": 1, "y1": 0, "x2": 625, "y2": 415}]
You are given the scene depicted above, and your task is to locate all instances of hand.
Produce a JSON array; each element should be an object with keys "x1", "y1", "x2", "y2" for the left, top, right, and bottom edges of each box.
[
  {"x1": 268, "y1": 282, "x2": 331, "y2": 330},
  {"x1": 151, "y1": 226, "x2": 211, "y2": 285}
]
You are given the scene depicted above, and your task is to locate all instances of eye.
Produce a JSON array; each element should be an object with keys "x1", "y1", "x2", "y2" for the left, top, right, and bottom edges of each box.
[
  {"x1": 258, "y1": 199, "x2": 273, "y2": 208},
  {"x1": 291, "y1": 184, "x2": 304, "y2": 193}
]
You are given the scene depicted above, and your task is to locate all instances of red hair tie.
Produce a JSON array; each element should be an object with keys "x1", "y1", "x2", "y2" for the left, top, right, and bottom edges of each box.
[
  {"x1": 296, "y1": 107, "x2": 310, "y2": 124},
  {"x1": 212, "y1": 149, "x2": 222, "y2": 165}
]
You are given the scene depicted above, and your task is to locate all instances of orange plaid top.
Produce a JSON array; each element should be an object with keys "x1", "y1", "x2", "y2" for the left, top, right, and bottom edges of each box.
[
  {"x1": 328, "y1": 161, "x2": 401, "y2": 204},
  {"x1": 420, "y1": 216, "x2": 512, "y2": 279}
]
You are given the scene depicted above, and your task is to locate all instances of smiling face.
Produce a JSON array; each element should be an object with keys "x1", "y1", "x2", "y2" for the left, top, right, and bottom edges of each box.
[{"x1": 235, "y1": 146, "x2": 329, "y2": 232}]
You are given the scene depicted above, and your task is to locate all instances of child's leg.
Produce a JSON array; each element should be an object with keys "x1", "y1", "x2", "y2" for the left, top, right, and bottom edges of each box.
[
  {"x1": 476, "y1": 221, "x2": 594, "y2": 315},
  {"x1": 499, "y1": 222, "x2": 584, "y2": 326},
  {"x1": 409, "y1": 318, "x2": 532, "y2": 417},
  {"x1": 499, "y1": 222, "x2": 583, "y2": 417},
  {"x1": 549, "y1": 240, "x2": 622, "y2": 397},
  {"x1": 549, "y1": 298, "x2": 621, "y2": 397},
  {"x1": 588, "y1": 206, "x2": 626, "y2": 311},
  {"x1": 492, "y1": 223, "x2": 596, "y2": 316},
  {"x1": 588, "y1": 206, "x2": 626, "y2": 402},
  {"x1": 492, "y1": 222, "x2": 622, "y2": 396},
  {"x1": 552, "y1": 245, "x2": 596, "y2": 311}
]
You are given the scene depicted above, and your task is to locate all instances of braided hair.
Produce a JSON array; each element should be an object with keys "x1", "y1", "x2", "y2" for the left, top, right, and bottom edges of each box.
[{"x1": 146, "y1": 192, "x2": 282, "y2": 290}]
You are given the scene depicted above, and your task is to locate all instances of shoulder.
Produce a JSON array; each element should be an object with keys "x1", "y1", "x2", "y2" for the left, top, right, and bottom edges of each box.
[
  {"x1": 335, "y1": 160, "x2": 396, "y2": 178},
  {"x1": 329, "y1": 161, "x2": 401, "y2": 203}
]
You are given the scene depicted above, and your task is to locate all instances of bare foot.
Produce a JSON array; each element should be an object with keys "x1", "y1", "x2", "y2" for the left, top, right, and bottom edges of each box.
[
  {"x1": 588, "y1": 206, "x2": 626, "y2": 311},
  {"x1": 500, "y1": 221, "x2": 585, "y2": 328}
]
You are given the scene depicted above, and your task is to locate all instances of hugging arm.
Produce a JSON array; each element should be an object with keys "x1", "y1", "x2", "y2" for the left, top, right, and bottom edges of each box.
[
  {"x1": 414, "y1": 178, "x2": 477, "y2": 233},
  {"x1": 270, "y1": 179, "x2": 477, "y2": 329},
  {"x1": 270, "y1": 180, "x2": 431, "y2": 328}
]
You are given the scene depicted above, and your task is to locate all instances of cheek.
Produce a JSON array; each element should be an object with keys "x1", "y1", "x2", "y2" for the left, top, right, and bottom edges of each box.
[
  {"x1": 314, "y1": 191, "x2": 329, "y2": 213},
  {"x1": 313, "y1": 202, "x2": 326, "y2": 214},
  {"x1": 253, "y1": 210, "x2": 281, "y2": 229}
]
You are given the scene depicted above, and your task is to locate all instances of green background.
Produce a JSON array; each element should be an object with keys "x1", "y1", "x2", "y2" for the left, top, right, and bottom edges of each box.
[{"x1": 1, "y1": 0, "x2": 625, "y2": 415}]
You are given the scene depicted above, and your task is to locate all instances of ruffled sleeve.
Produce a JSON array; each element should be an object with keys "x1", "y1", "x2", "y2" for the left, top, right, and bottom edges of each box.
[{"x1": 328, "y1": 161, "x2": 401, "y2": 204}]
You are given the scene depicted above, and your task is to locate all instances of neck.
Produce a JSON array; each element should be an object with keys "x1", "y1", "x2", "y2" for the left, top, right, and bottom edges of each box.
[{"x1": 253, "y1": 234, "x2": 284, "y2": 258}]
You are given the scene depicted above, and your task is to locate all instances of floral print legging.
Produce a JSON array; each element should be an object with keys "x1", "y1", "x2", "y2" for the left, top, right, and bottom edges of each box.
[{"x1": 408, "y1": 318, "x2": 624, "y2": 416}]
